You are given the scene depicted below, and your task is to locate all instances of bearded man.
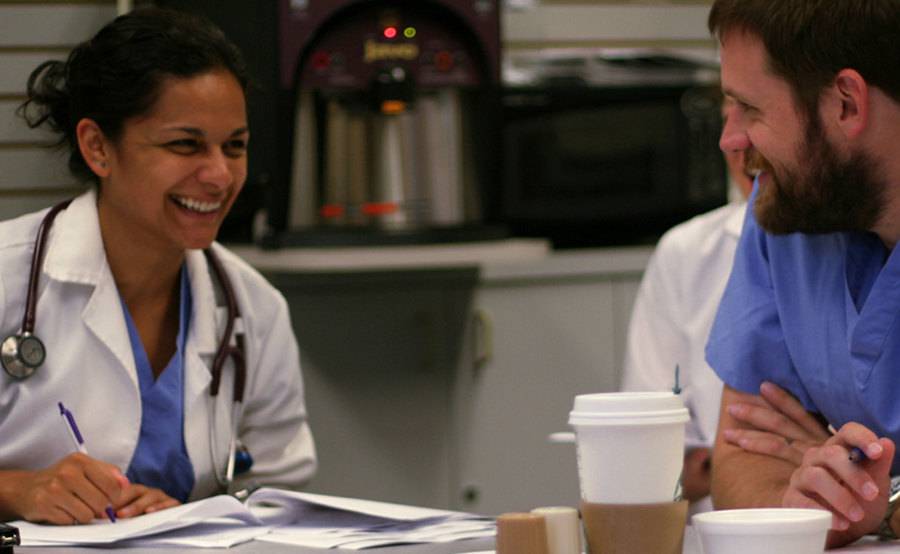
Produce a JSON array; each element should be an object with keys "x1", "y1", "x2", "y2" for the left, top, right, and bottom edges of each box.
[{"x1": 704, "y1": 0, "x2": 900, "y2": 548}]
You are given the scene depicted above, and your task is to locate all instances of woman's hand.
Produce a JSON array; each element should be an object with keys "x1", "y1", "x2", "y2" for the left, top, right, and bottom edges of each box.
[
  {"x1": 722, "y1": 381, "x2": 830, "y2": 465},
  {"x1": 4, "y1": 453, "x2": 128, "y2": 524},
  {"x1": 114, "y1": 484, "x2": 180, "y2": 518}
]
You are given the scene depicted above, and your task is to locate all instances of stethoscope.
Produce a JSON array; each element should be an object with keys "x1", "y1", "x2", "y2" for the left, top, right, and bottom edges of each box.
[{"x1": 0, "y1": 200, "x2": 253, "y2": 491}]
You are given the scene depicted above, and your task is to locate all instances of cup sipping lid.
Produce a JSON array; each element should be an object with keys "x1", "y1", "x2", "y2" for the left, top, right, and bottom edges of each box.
[{"x1": 568, "y1": 392, "x2": 689, "y2": 426}]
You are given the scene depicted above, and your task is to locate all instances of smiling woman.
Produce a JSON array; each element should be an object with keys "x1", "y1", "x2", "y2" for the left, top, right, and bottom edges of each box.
[{"x1": 0, "y1": 8, "x2": 316, "y2": 525}]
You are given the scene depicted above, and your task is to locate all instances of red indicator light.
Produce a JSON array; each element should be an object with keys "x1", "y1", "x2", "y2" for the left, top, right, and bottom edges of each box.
[
  {"x1": 311, "y1": 51, "x2": 331, "y2": 70},
  {"x1": 384, "y1": 26, "x2": 398, "y2": 39},
  {"x1": 434, "y1": 51, "x2": 454, "y2": 72},
  {"x1": 320, "y1": 204, "x2": 345, "y2": 218},
  {"x1": 362, "y1": 202, "x2": 399, "y2": 216}
]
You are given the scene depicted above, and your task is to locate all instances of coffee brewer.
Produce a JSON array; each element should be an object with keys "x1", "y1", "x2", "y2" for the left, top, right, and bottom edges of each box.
[{"x1": 270, "y1": 0, "x2": 502, "y2": 245}]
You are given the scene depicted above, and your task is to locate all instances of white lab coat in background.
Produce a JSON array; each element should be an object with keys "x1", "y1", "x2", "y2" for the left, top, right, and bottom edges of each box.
[
  {"x1": 621, "y1": 201, "x2": 745, "y2": 513},
  {"x1": 0, "y1": 190, "x2": 316, "y2": 500}
]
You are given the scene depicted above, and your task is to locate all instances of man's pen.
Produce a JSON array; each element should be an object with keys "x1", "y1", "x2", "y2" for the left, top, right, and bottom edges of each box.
[
  {"x1": 57, "y1": 402, "x2": 117, "y2": 523},
  {"x1": 828, "y1": 424, "x2": 869, "y2": 464},
  {"x1": 849, "y1": 447, "x2": 867, "y2": 464}
]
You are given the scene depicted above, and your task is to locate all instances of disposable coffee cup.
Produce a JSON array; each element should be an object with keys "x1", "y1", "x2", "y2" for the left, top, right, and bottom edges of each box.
[
  {"x1": 568, "y1": 392, "x2": 689, "y2": 504},
  {"x1": 692, "y1": 508, "x2": 830, "y2": 554}
]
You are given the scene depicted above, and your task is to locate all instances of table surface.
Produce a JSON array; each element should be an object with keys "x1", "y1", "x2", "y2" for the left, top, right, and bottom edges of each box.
[
  {"x1": 16, "y1": 537, "x2": 495, "y2": 553},
  {"x1": 15, "y1": 523, "x2": 897, "y2": 552}
]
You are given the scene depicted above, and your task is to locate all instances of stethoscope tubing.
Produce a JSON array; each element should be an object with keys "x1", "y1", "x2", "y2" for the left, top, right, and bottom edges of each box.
[
  {"x1": 21, "y1": 200, "x2": 72, "y2": 336},
  {"x1": 203, "y1": 248, "x2": 246, "y2": 403}
]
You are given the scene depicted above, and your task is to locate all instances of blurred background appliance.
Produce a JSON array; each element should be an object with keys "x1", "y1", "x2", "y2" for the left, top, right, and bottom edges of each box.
[
  {"x1": 274, "y1": 0, "x2": 503, "y2": 246},
  {"x1": 500, "y1": 48, "x2": 728, "y2": 248}
]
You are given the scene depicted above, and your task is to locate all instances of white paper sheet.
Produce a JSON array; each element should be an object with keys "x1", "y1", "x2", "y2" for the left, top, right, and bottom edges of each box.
[
  {"x1": 247, "y1": 488, "x2": 472, "y2": 523},
  {"x1": 118, "y1": 518, "x2": 272, "y2": 548},
  {"x1": 12, "y1": 494, "x2": 259, "y2": 545}
]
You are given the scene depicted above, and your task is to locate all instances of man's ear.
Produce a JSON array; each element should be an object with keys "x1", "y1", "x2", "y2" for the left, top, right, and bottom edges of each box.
[
  {"x1": 75, "y1": 118, "x2": 112, "y2": 178},
  {"x1": 830, "y1": 68, "x2": 869, "y2": 140}
]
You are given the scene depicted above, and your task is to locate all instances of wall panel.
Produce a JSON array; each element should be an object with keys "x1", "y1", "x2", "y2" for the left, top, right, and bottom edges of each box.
[
  {"x1": 0, "y1": 4, "x2": 115, "y2": 47},
  {"x1": 0, "y1": 2, "x2": 112, "y2": 219}
]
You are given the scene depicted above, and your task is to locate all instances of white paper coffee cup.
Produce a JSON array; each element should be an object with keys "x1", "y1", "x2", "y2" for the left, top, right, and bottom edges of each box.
[
  {"x1": 692, "y1": 508, "x2": 830, "y2": 554},
  {"x1": 568, "y1": 392, "x2": 689, "y2": 504}
]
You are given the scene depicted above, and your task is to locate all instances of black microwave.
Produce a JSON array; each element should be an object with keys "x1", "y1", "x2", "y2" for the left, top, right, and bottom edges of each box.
[{"x1": 497, "y1": 50, "x2": 728, "y2": 247}]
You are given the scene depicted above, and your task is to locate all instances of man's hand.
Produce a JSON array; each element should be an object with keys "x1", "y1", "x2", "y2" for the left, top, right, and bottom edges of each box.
[
  {"x1": 723, "y1": 381, "x2": 830, "y2": 465},
  {"x1": 114, "y1": 484, "x2": 180, "y2": 518},
  {"x1": 2, "y1": 453, "x2": 129, "y2": 524},
  {"x1": 782, "y1": 423, "x2": 894, "y2": 547}
]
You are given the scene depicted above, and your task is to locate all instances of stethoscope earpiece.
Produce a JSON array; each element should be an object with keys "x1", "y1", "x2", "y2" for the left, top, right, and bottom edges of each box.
[{"x1": 1, "y1": 332, "x2": 45, "y2": 379}]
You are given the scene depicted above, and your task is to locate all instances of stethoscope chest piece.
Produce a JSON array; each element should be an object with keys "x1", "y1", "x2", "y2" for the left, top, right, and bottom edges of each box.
[
  {"x1": 2, "y1": 199, "x2": 68, "y2": 381},
  {"x1": 1, "y1": 332, "x2": 45, "y2": 379}
]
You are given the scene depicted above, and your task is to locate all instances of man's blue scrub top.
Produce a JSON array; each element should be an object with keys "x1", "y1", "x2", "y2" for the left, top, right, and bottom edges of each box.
[
  {"x1": 121, "y1": 267, "x2": 195, "y2": 501},
  {"x1": 706, "y1": 184, "x2": 900, "y2": 473}
]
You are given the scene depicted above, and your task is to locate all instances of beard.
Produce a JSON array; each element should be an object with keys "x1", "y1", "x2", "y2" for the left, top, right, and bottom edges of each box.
[{"x1": 751, "y1": 120, "x2": 886, "y2": 235}]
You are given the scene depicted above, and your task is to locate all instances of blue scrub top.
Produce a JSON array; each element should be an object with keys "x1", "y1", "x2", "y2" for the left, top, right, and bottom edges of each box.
[
  {"x1": 706, "y1": 183, "x2": 900, "y2": 473},
  {"x1": 121, "y1": 267, "x2": 195, "y2": 502}
]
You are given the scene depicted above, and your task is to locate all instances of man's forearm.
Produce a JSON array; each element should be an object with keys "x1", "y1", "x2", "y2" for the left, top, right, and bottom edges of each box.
[
  {"x1": 711, "y1": 438, "x2": 794, "y2": 509},
  {"x1": 710, "y1": 385, "x2": 800, "y2": 509}
]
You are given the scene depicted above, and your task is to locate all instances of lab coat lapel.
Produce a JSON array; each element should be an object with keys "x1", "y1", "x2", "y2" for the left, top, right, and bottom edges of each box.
[
  {"x1": 183, "y1": 249, "x2": 229, "y2": 498},
  {"x1": 184, "y1": 249, "x2": 217, "y2": 396},
  {"x1": 82, "y1": 271, "x2": 137, "y2": 387},
  {"x1": 42, "y1": 190, "x2": 138, "y2": 388}
]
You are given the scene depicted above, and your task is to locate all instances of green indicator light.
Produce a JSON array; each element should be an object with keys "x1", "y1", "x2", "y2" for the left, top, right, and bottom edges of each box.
[{"x1": 404, "y1": 27, "x2": 416, "y2": 38}]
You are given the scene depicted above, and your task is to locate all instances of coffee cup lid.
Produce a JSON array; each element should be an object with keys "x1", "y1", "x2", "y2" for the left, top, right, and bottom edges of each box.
[
  {"x1": 568, "y1": 392, "x2": 689, "y2": 426},
  {"x1": 692, "y1": 508, "x2": 831, "y2": 535}
]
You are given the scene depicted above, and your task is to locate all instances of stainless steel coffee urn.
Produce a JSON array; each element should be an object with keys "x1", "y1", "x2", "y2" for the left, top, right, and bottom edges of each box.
[{"x1": 273, "y1": 0, "x2": 502, "y2": 244}]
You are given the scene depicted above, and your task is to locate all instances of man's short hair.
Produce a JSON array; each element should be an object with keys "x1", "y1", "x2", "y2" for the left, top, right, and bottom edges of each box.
[{"x1": 708, "y1": 0, "x2": 900, "y2": 120}]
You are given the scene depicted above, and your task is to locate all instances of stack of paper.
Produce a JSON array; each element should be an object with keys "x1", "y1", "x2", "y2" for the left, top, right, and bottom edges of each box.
[
  {"x1": 250, "y1": 489, "x2": 495, "y2": 549},
  {"x1": 10, "y1": 488, "x2": 495, "y2": 550}
]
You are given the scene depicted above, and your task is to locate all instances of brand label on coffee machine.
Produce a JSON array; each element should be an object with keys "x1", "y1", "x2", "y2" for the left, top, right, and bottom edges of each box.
[{"x1": 364, "y1": 40, "x2": 419, "y2": 63}]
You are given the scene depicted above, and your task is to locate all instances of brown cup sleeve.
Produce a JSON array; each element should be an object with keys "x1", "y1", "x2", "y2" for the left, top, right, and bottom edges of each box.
[
  {"x1": 580, "y1": 500, "x2": 688, "y2": 554},
  {"x1": 496, "y1": 512, "x2": 550, "y2": 554}
]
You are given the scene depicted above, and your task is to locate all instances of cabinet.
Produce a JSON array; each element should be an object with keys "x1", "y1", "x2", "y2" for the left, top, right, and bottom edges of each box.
[
  {"x1": 254, "y1": 246, "x2": 651, "y2": 514},
  {"x1": 451, "y1": 252, "x2": 646, "y2": 514},
  {"x1": 268, "y1": 269, "x2": 478, "y2": 509}
]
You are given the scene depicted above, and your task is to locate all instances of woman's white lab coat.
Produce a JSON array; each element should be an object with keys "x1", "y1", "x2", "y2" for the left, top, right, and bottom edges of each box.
[{"x1": 0, "y1": 190, "x2": 316, "y2": 500}]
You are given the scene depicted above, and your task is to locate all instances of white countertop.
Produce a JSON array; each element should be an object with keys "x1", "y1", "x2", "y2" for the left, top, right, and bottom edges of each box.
[
  {"x1": 227, "y1": 238, "x2": 553, "y2": 273},
  {"x1": 227, "y1": 239, "x2": 656, "y2": 284},
  {"x1": 480, "y1": 244, "x2": 653, "y2": 282}
]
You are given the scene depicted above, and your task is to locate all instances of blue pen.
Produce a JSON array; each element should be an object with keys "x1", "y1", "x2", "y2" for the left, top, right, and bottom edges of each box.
[
  {"x1": 849, "y1": 447, "x2": 868, "y2": 464},
  {"x1": 829, "y1": 424, "x2": 869, "y2": 464},
  {"x1": 58, "y1": 402, "x2": 117, "y2": 523}
]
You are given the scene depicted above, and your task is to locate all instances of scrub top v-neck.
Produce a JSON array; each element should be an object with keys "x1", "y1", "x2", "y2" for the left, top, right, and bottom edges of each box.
[
  {"x1": 707, "y1": 185, "x2": 900, "y2": 473},
  {"x1": 121, "y1": 266, "x2": 195, "y2": 502}
]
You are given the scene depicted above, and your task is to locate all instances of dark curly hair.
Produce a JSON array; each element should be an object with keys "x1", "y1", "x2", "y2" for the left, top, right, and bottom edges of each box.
[{"x1": 18, "y1": 7, "x2": 249, "y2": 184}]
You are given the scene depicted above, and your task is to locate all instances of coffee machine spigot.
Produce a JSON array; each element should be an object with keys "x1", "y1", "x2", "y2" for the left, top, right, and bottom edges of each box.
[
  {"x1": 372, "y1": 66, "x2": 414, "y2": 114},
  {"x1": 367, "y1": 66, "x2": 417, "y2": 228}
]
